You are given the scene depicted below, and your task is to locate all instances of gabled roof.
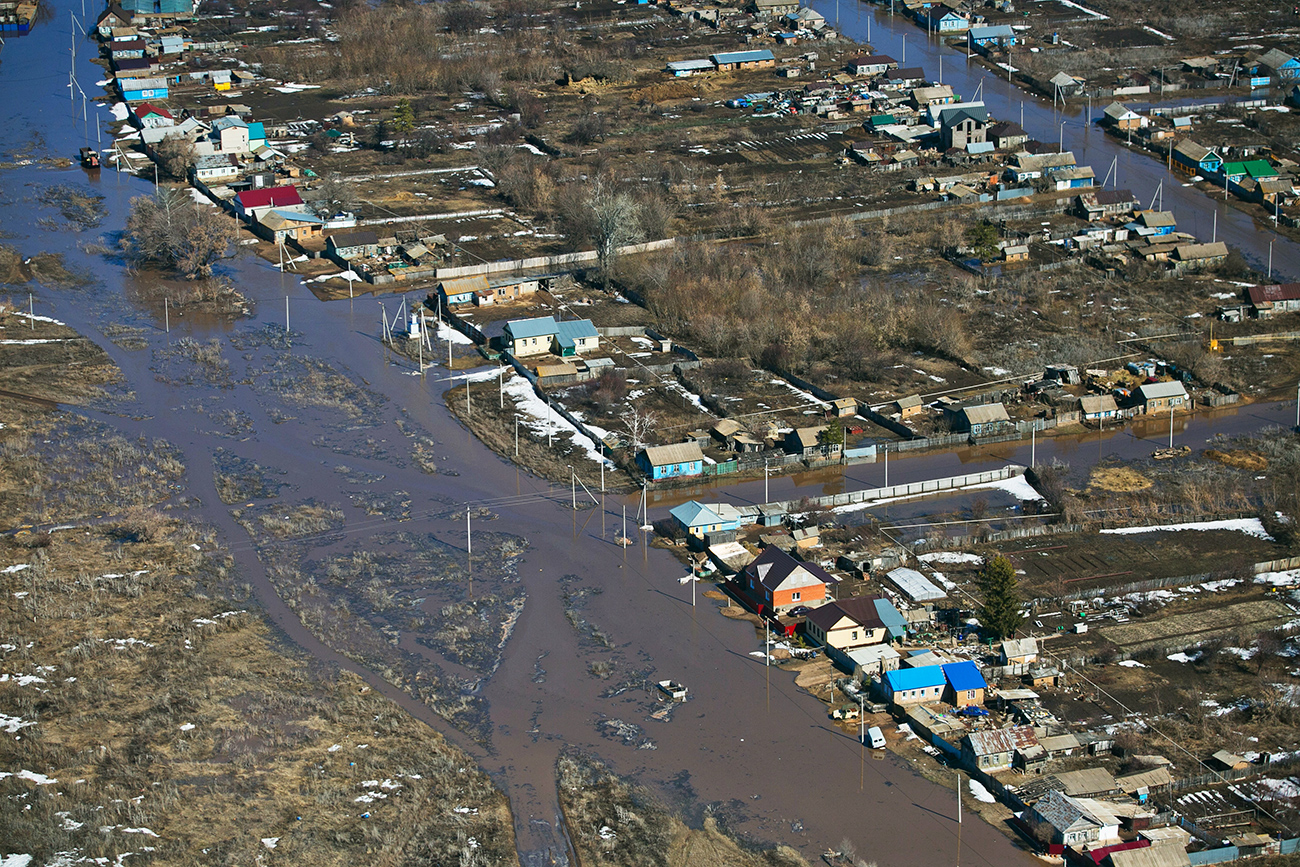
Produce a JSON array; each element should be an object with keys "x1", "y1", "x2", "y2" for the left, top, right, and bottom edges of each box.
[
  {"x1": 504, "y1": 315, "x2": 559, "y2": 340},
  {"x1": 440, "y1": 275, "x2": 490, "y2": 295},
  {"x1": 884, "y1": 664, "x2": 946, "y2": 692},
  {"x1": 1001, "y1": 637, "x2": 1038, "y2": 658},
  {"x1": 886, "y1": 567, "x2": 945, "y2": 602},
  {"x1": 262, "y1": 208, "x2": 322, "y2": 227},
  {"x1": 942, "y1": 660, "x2": 987, "y2": 693},
  {"x1": 554, "y1": 318, "x2": 599, "y2": 342},
  {"x1": 885, "y1": 66, "x2": 927, "y2": 81},
  {"x1": 1094, "y1": 188, "x2": 1137, "y2": 206},
  {"x1": 235, "y1": 185, "x2": 303, "y2": 210},
  {"x1": 744, "y1": 545, "x2": 836, "y2": 594},
  {"x1": 936, "y1": 103, "x2": 988, "y2": 125},
  {"x1": 960, "y1": 403, "x2": 1009, "y2": 424},
  {"x1": 1135, "y1": 380, "x2": 1187, "y2": 401},
  {"x1": 1103, "y1": 101, "x2": 1139, "y2": 121},
  {"x1": 326, "y1": 230, "x2": 380, "y2": 249},
  {"x1": 805, "y1": 595, "x2": 888, "y2": 633},
  {"x1": 669, "y1": 500, "x2": 724, "y2": 528},
  {"x1": 1173, "y1": 139, "x2": 1218, "y2": 163},
  {"x1": 1035, "y1": 789, "x2": 1115, "y2": 834},
  {"x1": 642, "y1": 442, "x2": 705, "y2": 467},
  {"x1": 1080, "y1": 394, "x2": 1118, "y2": 414},
  {"x1": 1049, "y1": 71, "x2": 1083, "y2": 87},
  {"x1": 965, "y1": 727, "x2": 1017, "y2": 756},
  {"x1": 1137, "y1": 210, "x2": 1176, "y2": 228},
  {"x1": 969, "y1": 23, "x2": 1014, "y2": 38},
  {"x1": 1261, "y1": 48, "x2": 1298, "y2": 70},
  {"x1": 1109, "y1": 847, "x2": 1191, "y2": 867},
  {"x1": 134, "y1": 102, "x2": 173, "y2": 120},
  {"x1": 1173, "y1": 241, "x2": 1228, "y2": 261},
  {"x1": 1247, "y1": 282, "x2": 1300, "y2": 306},
  {"x1": 846, "y1": 643, "x2": 901, "y2": 667}
]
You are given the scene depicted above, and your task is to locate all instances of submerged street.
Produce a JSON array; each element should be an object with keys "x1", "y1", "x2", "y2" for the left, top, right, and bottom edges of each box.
[{"x1": 2, "y1": 5, "x2": 1297, "y2": 865}]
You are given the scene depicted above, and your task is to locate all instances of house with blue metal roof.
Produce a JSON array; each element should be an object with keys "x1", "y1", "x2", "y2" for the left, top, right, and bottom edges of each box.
[
  {"x1": 669, "y1": 500, "x2": 742, "y2": 539},
  {"x1": 503, "y1": 316, "x2": 600, "y2": 358},
  {"x1": 882, "y1": 665, "x2": 946, "y2": 708},
  {"x1": 942, "y1": 661, "x2": 987, "y2": 707},
  {"x1": 710, "y1": 49, "x2": 776, "y2": 71}
]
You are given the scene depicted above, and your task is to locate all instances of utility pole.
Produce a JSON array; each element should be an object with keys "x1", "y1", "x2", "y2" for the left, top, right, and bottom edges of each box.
[
  {"x1": 28, "y1": 293, "x2": 34, "y2": 331},
  {"x1": 1169, "y1": 402, "x2": 1175, "y2": 449},
  {"x1": 164, "y1": 297, "x2": 169, "y2": 333},
  {"x1": 1031, "y1": 426, "x2": 1035, "y2": 469},
  {"x1": 466, "y1": 505, "x2": 473, "y2": 599},
  {"x1": 570, "y1": 466, "x2": 576, "y2": 511},
  {"x1": 514, "y1": 414, "x2": 520, "y2": 456},
  {"x1": 884, "y1": 446, "x2": 889, "y2": 488},
  {"x1": 764, "y1": 458, "x2": 770, "y2": 504}
]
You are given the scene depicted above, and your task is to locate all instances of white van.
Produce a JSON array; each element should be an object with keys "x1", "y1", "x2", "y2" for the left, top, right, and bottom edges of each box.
[{"x1": 867, "y1": 726, "x2": 886, "y2": 750}]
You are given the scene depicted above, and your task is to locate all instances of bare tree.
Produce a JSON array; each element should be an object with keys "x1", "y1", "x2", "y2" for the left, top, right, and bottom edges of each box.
[
  {"x1": 589, "y1": 178, "x2": 644, "y2": 287},
  {"x1": 121, "y1": 189, "x2": 229, "y2": 280},
  {"x1": 152, "y1": 135, "x2": 196, "y2": 180},
  {"x1": 620, "y1": 406, "x2": 658, "y2": 452},
  {"x1": 310, "y1": 172, "x2": 358, "y2": 217}
]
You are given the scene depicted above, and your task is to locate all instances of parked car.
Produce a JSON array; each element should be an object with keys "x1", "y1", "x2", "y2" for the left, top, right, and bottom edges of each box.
[{"x1": 788, "y1": 605, "x2": 812, "y2": 617}]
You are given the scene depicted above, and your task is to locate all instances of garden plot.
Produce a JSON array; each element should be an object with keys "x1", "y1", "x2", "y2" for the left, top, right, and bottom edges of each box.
[{"x1": 1100, "y1": 598, "x2": 1293, "y2": 655}]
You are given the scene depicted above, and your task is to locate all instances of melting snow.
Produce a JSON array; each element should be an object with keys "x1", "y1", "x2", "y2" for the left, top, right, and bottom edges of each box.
[
  {"x1": 502, "y1": 374, "x2": 611, "y2": 467},
  {"x1": 918, "y1": 552, "x2": 983, "y2": 565},
  {"x1": 0, "y1": 713, "x2": 36, "y2": 733},
  {"x1": 1117, "y1": 660, "x2": 1146, "y2": 668},
  {"x1": 1, "y1": 565, "x2": 30, "y2": 573},
  {"x1": 262, "y1": 838, "x2": 279, "y2": 850},
  {"x1": 1167, "y1": 651, "x2": 1203, "y2": 663},
  {"x1": 969, "y1": 779, "x2": 996, "y2": 803},
  {"x1": 1101, "y1": 518, "x2": 1273, "y2": 540}
]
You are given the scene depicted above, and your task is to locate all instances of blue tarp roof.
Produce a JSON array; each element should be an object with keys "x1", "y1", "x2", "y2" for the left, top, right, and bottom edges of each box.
[
  {"x1": 884, "y1": 665, "x2": 946, "y2": 692},
  {"x1": 942, "y1": 660, "x2": 988, "y2": 692}
]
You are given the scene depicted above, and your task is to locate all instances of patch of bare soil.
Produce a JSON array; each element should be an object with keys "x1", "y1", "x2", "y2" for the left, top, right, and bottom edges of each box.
[
  {"x1": 1205, "y1": 448, "x2": 1269, "y2": 472},
  {"x1": 1087, "y1": 466, "x2": 1154, "y2": 493}
]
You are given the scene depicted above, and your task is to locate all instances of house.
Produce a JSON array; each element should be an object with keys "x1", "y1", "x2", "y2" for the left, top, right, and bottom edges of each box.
[
  {"x1": 110, "y1": 38, "x2": 146, "y2": 60},
  {"x1": 1075, "y1": 189, "x2": 1138, "y2": 221},
  {"x1": 326, "y1": 230, "x2": 380, "y2": 261},
  {"x1": 483, "y1": 276, "x2": 539, "y2": 304},
  {"x1": 786, "y1": 6, "x2": 827, "y2": 30},
  {"x1": 96, "y1": 3, "x2": 132, "y2": 36},
  {"x1": 1102, "y1": 102, "x2": 1146, "y2": 131},
  {"x1": 638, "y1": 442, "x2": 705, "y2": 480},
  {"x1": 749, "y1": 0, "x2": 798, "y2": 18},
  {"x1": 503, "y1": 317, "x2": 555, "y2": 356},
  {"x1": 1006, "y1": 150, "x2": 1077, "y2": 182},
  {"x1": 1261, "y1": 47, "x2": 1300, "y2": 80},
  {"x1": 910, "y1": 85, "x2": 956, "y2": 108},
  {"x1": 962, "y1": 727, "x2": 1022, "y2": 772},
  {"x1": 1002, "y1": 244, "x2": 1029, "y2": 262},
  {"x1": 1171, "y1": 140, "x2": 1222, "y2": 176},
  {"x1": 120, "y1": 0, "x2": 194, "y2": 14},
  {"x1": 1247, "y1": 282, "x2": 1300, "y2": 318},
  {"x1": 1134, "y1": 381, "x2": 1187, "y2": 413},
  {"x1": 669, "y1": 500, "x2": 742, "y2": 540},
  {"x1": 882, "y1": 665, "x2": 947, "y2": 708},
  {"x1": 710, "y1": 50, "x2": 777, "y2": 71},
  {"x1": 847, "y1": 54, "x2": 898, "y2": 76},
  {"x1": 1051, "y1": 767, "x2": 1121, "y2": 798},
  {"x1": 1048, "y1": 71, "x2": 1086, "y2": 97},
  {"x1": 158, "y1": 34, "x2": 184, "y2": 55},
  {"x1": 987, "y1": 121, "x2": 1029, "y2": 150},
  {"x1": 739, "y1": 545, "x2": 835, "y2": 614},
  {"x1": 1136, "y1": 210, "x2": 1176, "y2": 234},
  {"x1": 918, "y1": 4, "x2": 968, "y2": 32},
  {"x1": 1172, "y1": 241, "x2": 1228, "y2": 270},
  {"x1": 192, "y1": 153, "x2": 238, "y2": 182},
  {"x1": 666, "y1": 59, "x2": 714, "y2": 77},
  {"x1": 1052, "y1": 166, "x2": 1096, "y2": 190},
  {"x1": 784, "y1": 426, "x2": 841, "y2": 459},
  {"x1": 894, "y1": 394, "x2": 925, "y2": 418},
  {"x1": 883, "y1": 66, "x2": 928, "y2": 88},
  {"x1": 1030, "y1": 790, "x2": 1121, "y2": 847},
  {"x1": 942, "y1": 660, "x2": 987, "y2": 707},
  {"x1": 259, "y1": 209, "x2": 324, "y2": 244},
  {"x1": 133, "y1": 102, "x2": 174, "y2": 129},
  {"x1": 437, "y1": 275, "x2": 489, "y2": 306},
  {"x1": 967, "y1": 23, "x2": 1016, "y2": 49},
  {"x1": 234, "y1": 186, "x2": 304, "y2": 223},
  {"x1": 803, "y1": 596, "x2": 892, "y2": 650},
  {"x1": 1080, "y1": 394, "x2": 1119, "y2": 421},
  {"x1": 209, "y1": 116, "x2": 250, "y2": 154},
  {"x1": 849, "y1": 643, "x2": 902, "y2": 680},
  {"x1": 885, "y1": 567, "x2": 946, "y2": 603},
  {"x1": 949, "y1": 403, "x2": 1012, "y2": 436},
  {"x1": 553, "y1": 319, "x2": 600, "y2": 356},
  {"x1": 118, "y1": 76, "x2": 168, "y2": 102},
  {"x1": 940, "y1": 106, "x2": 987, "y2": 150},
  {"x1": 1000, "y1": 637, "x2": 1038, "y2": 666}
]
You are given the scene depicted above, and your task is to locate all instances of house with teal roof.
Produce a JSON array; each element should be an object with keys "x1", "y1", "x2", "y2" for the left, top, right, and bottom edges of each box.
[{"x1": 669, "y1": 500, "x2": 742, "y2": 540}]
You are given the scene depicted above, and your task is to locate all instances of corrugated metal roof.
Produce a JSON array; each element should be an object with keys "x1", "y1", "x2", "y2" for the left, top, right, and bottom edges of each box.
[
  {"x1": 886, "y1": 567, "x2": 945, "y2": 602},
  {"x1": 711, "y1": 49, "x2": 776, "y2": 65},
  {"x1": 504, "y1": 315, "x2": 558, "y2": 340},
  {"x1": 642, "y1": 442, "x2": 705, "y2": 467},
  {"x1": 942, "y1": 660, "x2": 987, "y2": 693},
  {"x1": 884, "y1": 665, "x2": 946, "y2": 692}
]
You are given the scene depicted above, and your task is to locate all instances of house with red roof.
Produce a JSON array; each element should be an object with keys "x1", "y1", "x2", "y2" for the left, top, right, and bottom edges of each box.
[
  {"x1": 234, "y1": 186, "x2": 305, "y2": 223},
  {"x1": 133, "y1": 103, "x2": 174, "y2": 129}
]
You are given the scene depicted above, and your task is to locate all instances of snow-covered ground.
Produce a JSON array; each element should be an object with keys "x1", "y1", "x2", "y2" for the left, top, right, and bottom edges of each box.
[
  {"x1": 969, "y1": 779, "x2": 996, "y2": 803},
  {"x1": 503, "y1": 374, "x2": 611, "y2": 466},
  {"x1": 918, "y1": 552, "x2": 984, "y2": 566},
  {"x1": 965, "y1": 475, "x2": 1044, "y2": 502},
  {"x1": 1100, "y1": 518, "x2": 1273, "y2": 541}
]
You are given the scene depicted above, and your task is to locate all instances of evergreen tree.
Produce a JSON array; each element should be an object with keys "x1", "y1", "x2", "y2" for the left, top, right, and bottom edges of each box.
[
  {"x1": 975, "y1": 554, "x2": 1024, "y2": 640},
  {"x1": 819, "y1": 422, "x2": 845, "y2": 447},
  {"x1": 392, "y1": 99, "x2": 416, "y2": 133}
]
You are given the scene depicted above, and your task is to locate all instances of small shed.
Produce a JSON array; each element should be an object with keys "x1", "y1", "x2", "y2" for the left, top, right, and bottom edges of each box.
[{"x1": 885, "y1": 567, "x2": 946, "y2": 603}]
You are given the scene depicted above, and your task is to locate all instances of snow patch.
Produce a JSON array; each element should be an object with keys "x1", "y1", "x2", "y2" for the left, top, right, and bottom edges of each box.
[
  {"x1": 969, "y1": 779, "x2": 996, "y2": 803},
  {"x1": 1101, "y1": 518, "x2": 1273, "y2": 540},
  {"x1": 1117, "y1": 659, "x2": 1146, "y2": 668},
  {"x1": 918, "y1": 552, "x2": 983, "y2": 566}
]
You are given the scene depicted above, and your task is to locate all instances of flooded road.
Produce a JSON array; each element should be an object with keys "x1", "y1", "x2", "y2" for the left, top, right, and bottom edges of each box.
[
  {"x1": 810, "y1": 0, "x2": 1300, "y2": 280},
  {"x1": 1, "y1": 6, "x2": 1296, "y2": 867}
]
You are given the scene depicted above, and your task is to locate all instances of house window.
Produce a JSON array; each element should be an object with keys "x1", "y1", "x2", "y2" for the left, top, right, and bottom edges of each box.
[
  {"x1": 851, "y1": 630, "x2": 858, "y2": 640},
  {"x1": 792, "y1": 592, "x2": 801, "y2": 601}
]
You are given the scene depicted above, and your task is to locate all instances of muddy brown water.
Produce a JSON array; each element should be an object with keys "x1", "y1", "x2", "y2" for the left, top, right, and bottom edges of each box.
[{"x1": 3, "y1": 7, "x2": 1297, "y2": 865}]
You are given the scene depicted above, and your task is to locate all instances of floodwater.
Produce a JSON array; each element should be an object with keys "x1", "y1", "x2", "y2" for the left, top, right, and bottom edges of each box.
[
  {"x1": 0, "y1": 6, "x2": 1295, "y2": 867},
  {"x1": 811, "y1": 0, "x2": 1300, "y2": 281}
]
